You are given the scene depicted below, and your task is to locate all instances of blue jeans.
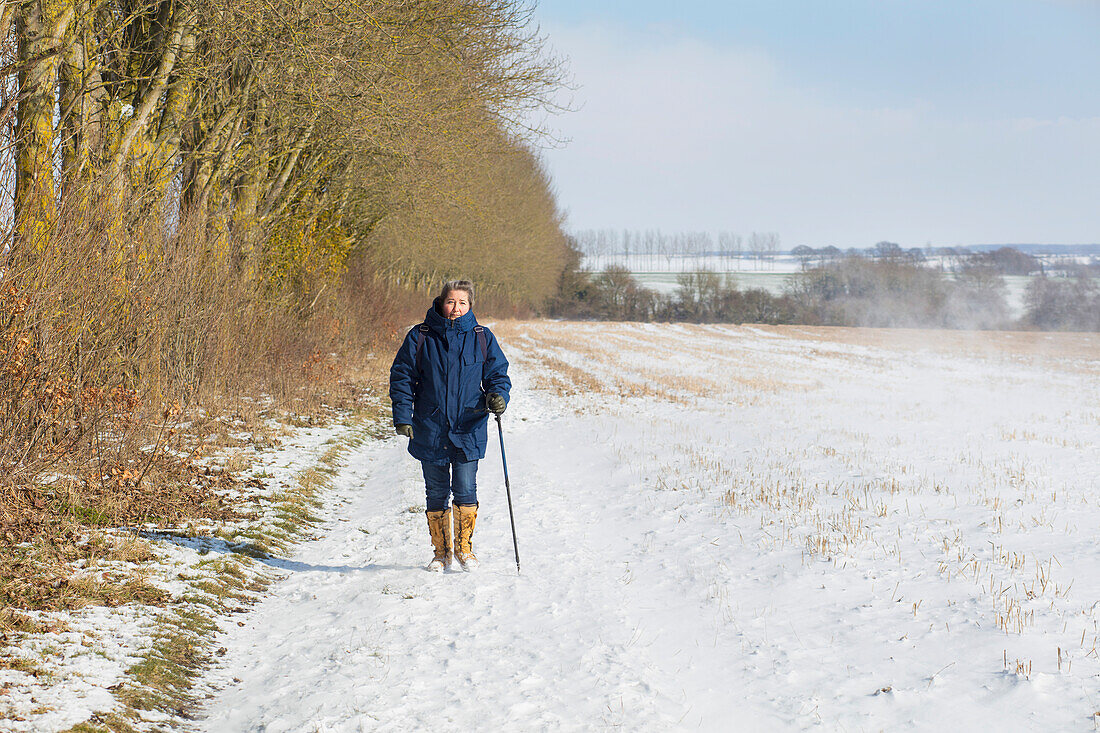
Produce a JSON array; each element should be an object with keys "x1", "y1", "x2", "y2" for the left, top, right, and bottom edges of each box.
[{"x1": 422, "y1": 458, "x2": 478, "y2": 511}]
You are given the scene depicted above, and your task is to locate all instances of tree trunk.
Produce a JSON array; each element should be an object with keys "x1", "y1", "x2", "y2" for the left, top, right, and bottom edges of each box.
[{"x1": 14, "y1": 0, "x2": 72, "y2": 255}]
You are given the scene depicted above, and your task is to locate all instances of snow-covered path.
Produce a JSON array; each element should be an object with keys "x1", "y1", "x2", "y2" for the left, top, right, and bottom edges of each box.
[
  {"x1": 199, "y1": 323, "x2": 1100, "y2": 732},
  {"x1": 199, "y1": 372, "x2": 773, "y2": 731}
]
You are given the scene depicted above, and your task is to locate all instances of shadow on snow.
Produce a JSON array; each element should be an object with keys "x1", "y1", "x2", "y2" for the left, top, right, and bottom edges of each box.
[{"x1": 132, "y1": 529, "x2": 414, "y2": 573}]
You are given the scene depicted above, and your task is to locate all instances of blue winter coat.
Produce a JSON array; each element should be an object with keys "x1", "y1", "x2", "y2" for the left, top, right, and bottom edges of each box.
[{"x1": 389, "y1": 304, "x2": 511, "y2": 465}]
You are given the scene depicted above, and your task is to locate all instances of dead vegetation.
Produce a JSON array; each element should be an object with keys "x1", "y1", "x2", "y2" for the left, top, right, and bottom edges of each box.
[
  {"x1": 493, "y1": 320, "x2": 821, "y2": 407},
  {"x1": 0, "y1": 0, "x2": 570, "y2": 619},
  {"x1": 1, "y1": 404, "x2": 376, "y2": 728}
]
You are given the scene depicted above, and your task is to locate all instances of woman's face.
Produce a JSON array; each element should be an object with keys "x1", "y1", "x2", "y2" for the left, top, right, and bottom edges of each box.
[{"x1": 440, "y1": 290, "x2": 470, "y2": 320}]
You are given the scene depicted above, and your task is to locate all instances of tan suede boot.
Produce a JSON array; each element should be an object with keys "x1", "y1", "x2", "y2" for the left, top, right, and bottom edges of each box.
[
  {"x1": 425, "y1": 508, "x2": 452, "y2": 571},
  {"x1": 453, "y1": 503, "x2": 479, "y2": 570}
]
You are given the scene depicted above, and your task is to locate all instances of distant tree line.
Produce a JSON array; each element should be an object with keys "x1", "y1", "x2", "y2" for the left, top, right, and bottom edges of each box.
[
  {"x1": 785, "y1": 256, "x2": 1009, "y2": 329},
  {"x1": 549, "y1": 242, "x2": 1100, "y2": 332}
]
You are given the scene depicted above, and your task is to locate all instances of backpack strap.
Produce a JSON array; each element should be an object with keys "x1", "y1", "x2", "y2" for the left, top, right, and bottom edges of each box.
[
  {"x1": 473, "y1": 326, "x2": 488, "y2": 361},
  {"x1": 414, "y1": 324, "x2": 486, "y2": 370},
  {"x1": 414, "y1": 324, "x2": 429, "y2": 372}
]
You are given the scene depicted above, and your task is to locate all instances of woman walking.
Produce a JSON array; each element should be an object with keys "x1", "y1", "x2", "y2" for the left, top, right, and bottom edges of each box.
[{"x1": 389, "y1": 280, "x2": 511, "y2": 571}]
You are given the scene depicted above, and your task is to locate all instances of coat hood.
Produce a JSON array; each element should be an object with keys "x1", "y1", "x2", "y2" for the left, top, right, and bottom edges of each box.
[{"x1": 425, "y1": 299, "x2": 478, "y2": 334}]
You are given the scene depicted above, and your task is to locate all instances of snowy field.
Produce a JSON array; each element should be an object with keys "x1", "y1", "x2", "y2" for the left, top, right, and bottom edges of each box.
[
  {"x1": 198, "y1": 322, "x2": 1100, "y2": 731},
  {"x1": 581, "y1": 253, "x2": 804, "y2": 274}
]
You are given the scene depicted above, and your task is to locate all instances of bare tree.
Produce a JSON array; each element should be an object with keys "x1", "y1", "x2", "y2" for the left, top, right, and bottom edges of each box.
[{"x1": 748, "y1": 232, "x2": 766, "y2": 270}]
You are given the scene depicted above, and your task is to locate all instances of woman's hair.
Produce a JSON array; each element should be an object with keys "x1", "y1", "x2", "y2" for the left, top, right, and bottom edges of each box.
[{"x1": 438, "y1": 279, "x2": 475, "y2": 307}]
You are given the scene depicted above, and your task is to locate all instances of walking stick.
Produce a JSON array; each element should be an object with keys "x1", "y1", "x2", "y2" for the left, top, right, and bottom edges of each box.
[{"x1": 495, "y1": 414, "x2": 521, "y2": 574}]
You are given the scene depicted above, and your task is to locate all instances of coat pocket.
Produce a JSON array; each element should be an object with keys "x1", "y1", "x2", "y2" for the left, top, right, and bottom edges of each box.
[{"x1": 411, "y1": 405, "x2": 442, "y2": 440}]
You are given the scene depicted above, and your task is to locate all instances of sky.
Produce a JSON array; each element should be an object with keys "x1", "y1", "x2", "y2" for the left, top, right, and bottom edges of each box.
[{"x1": 530, "y1": 0, "x2": 1100, "y2": 248}]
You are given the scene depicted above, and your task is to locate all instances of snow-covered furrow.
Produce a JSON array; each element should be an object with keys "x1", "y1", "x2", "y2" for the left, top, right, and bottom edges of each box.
[{"x1": 198, "y1": 322, "x2": 1100, "y2": 731}]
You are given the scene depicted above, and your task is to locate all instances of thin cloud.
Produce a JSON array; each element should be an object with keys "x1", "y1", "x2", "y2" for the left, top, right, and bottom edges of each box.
[{"x1": 544, "y1": 22, "x2": 1100, "y2": 247}]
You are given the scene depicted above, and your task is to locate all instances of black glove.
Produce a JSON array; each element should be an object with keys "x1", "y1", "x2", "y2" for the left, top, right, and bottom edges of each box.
[
  {"x1": 395, "y1": 424, "x2": 413, "y2": 438},
  {"x1": 486, "y1": 393, "x2": 507, "y2": 415}
]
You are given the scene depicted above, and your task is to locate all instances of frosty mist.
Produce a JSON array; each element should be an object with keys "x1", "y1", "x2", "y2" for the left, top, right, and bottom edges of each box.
[{"x1": 555, "y1": 229, "x2": 1100, "y2": 332}]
